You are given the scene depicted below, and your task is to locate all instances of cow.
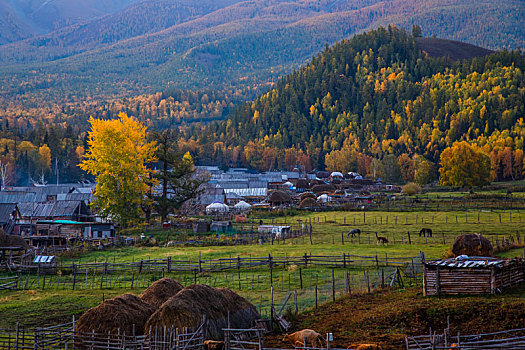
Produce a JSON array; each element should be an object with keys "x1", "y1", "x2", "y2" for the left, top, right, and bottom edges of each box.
[
  {"x1": 282, "y1": 329, "x2": 323, "y2": 348},
  {"x1": 348, "y1": 344, "x2": 382, "y2": 350},
  {"x1": 204, "y1": 340, "x2": 224, "y2": 350},
  {"x1": 419, "y1": 228, "x2": 432, "y2": 237},
  {"x1": 347, "y1": 228, "x2": 361, "y2": 238}
]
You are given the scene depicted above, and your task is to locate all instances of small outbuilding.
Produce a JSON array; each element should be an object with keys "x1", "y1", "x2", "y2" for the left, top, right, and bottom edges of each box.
[
  {"x1": 423, "y1": 256, "x2": 525, "y2": 296},
  {"x1": 205, "y1": 202, "x2": 229, "y2": 215},
  {"x1": 233, "y1": 201, "x2": 251, "y2": 212}
]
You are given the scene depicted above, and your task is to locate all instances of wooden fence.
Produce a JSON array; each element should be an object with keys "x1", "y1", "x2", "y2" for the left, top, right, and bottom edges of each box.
[
  {"x1": 4, "y1": 253, "x2": 423, "y2": 276},
  {"x1": 0, "y1": 275, "x2": 18, "y2": 290},
  {"x1": 0, "y1": 318, "x2": 205, "y2": 350},
  {"x1": 406, "y1": 327, "x2": 525, "y2": 349}
]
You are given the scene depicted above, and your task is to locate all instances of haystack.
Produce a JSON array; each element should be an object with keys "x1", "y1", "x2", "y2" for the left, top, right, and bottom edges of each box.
[
  {"x1": 299, "y1": 197, "x2": 319, "y2": 209},
  {"x1": 145, "y1": 284, "x2": 259, "y2": 340},
  {"x1": 295, "y1": 179, "x2": 309, "y2": 189},
  {"x1": 215, "y1": 287, "x2": 260, "y2": 329},
  {"x1": 140, "y1": 277, "x2": 184, "y2": 309},
  {"x1": 452, "y1": 233, "x2": 494, "y2": 257},
  {"x1": 76, "y1": 294, "x2": 155, "y2": 337},
  {"x1": 268, "y1": 191, "x2": 292, "y2": 206},
  {"x1": 312, "y1": 184, "x2": 335, "y2": 194},
  {"x1": 299, "y1": 192, "x2": 316, "y2": 201},
  {"x1": 0, "y1": 229, "x2": 28, "y2": 250}
]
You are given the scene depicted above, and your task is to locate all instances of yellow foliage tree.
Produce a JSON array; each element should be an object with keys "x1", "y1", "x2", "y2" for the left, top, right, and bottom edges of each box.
[
  {"x1": 79, "y1": 113, "x2": 157, "y2": 226},
  {"x1": 439, "y1": 141, "x2": 491, "y2": 187}
]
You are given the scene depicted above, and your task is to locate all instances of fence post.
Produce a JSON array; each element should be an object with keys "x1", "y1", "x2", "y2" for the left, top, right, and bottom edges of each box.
[
  {"x1": 331, "y1": 269, "x2": 335, "y2": 302},
  {"x1": 294, "y1": 290, "x2": 298, "y2": 315},
  {"x1": 299, "y1": 268, "x2": 303, "y2": 289},
  {"x1": 315, "y1": 285, "x2": 318, "y2": 308},
  {"x1": 269, "y1": 254, "x2": 273, "y2": 286}
]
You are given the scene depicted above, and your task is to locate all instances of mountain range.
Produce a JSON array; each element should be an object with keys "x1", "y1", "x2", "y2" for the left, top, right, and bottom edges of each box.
[{"x1": 0, "y1": 0, "x2": 523, "y2": 109}]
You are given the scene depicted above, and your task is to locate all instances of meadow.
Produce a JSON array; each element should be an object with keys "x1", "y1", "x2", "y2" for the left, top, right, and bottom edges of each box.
[{"x1": 1, "y1": 207, "x2": 525, "y2": 329}]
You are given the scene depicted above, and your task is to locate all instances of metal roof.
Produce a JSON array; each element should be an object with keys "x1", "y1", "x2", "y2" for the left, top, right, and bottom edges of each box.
[
  {"x1": 224, "y1": 188, "x2": 267, "y2": 197},
  {"x1": 57, "y1": 193, "x2": 92, "y2": 202},
  {"x1": 18, "y1": 201, "x2": 83, "y2": 218},
  {"x1": 0, "y1": 203, "x2": 17, "y2": 223},
  {"x1": 33, "y1": 255, "x2": 55, "y2": 264},
  {"x1": 51, "y1": 200, "x2": 82, "y2": 217},
  {"x1": 424, "y1": 257, "x2": 513, "y2": 269}
]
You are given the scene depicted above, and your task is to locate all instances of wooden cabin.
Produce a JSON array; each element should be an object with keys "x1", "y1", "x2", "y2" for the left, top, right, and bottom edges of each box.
[{"x1": 423, "y1": 257, "x2": 525, "y2": 296}]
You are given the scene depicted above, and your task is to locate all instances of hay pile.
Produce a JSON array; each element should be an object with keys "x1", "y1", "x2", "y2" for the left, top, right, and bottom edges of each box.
[
  {"x1": 140, "y1": 277, "x2": 184, "y2": 309},
  {"x1": 268, "y1": 191, "x2": 292, "y2": 204},
  {"x1": 295, "y1": 179, "x2": 309, "y2": 189},
  {"x1": 145, "y1": 284, "x2": 259, "y2": 340},
  {"x1": 452, "y1": 233, "x2": 494, "y2": 257},
  {"x1": 299, "y1": 197, "x2": 319, "y2": 209},
  {"x1": 76, "y1": 294, "x2": 155, "y2": 336},
  {"x1": 300, "y1": 192, "x2": 316, "y2": 201},
  {"x1": 0, "y1": 229, "x2": 28, "y2": 250},
  {"x1": 312, "y1": 184, "x2": 335, "y2": 194}
]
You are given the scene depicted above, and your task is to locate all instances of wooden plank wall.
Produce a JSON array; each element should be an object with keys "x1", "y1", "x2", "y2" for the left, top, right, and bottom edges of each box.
[{"x1": 424, "y1": 262, "x2": 525, "y2": 296}]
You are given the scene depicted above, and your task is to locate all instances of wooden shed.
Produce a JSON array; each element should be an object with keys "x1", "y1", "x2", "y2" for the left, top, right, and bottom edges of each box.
[{"x1": 423, "y1": 257, "x2": 525, "y2": 296}]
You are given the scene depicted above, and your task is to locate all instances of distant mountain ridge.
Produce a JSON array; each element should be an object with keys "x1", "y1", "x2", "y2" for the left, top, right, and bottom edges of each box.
[{"x1": 0, "y1": 0, "x2": 523, "y2": 108}]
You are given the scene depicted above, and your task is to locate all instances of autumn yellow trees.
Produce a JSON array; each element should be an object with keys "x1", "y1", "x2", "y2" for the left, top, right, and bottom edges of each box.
[
  {"x1": 439, "y1": 142, "x2": 491, "y2": 187},
  {"x1": 80, "y1": 113, "x2": 157, "y2": 226}
]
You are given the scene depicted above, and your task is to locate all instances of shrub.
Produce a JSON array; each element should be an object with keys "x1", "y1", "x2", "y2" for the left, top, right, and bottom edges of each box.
[{"x1": 402, "y1": 182, "x2": 421, "y2": 196}]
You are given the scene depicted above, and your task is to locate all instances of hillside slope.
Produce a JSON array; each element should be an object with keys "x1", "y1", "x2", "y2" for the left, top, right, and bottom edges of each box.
[
  {"x1": 0, "y1": 0, "x2": 523, "y2": 106},
  {"x1": 264, "y1": 287, "x2": 525, "y2": 350},
  {"x1": 188, "y1": 27, "x2": 525, "y2": 176},
  {"x1": 0, "y1": 0, "x2": 144, "y2": 39}
]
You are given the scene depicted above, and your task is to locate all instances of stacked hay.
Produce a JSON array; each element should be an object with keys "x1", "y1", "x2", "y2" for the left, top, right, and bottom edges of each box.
[
  {"x1": 268, "y1": 190, "x2": 292, "y2": 205},
  {"x1": 0, "y1": 229, "x2": 28, "y2": 250},
  {"x1": 452, "y1": 233, "x2": 494, "y2": 257},
  {"x1": 295, "y1": 179, "x2": 310, "y2": 189},
  {"x1": 215, "y1": 287, "x2": 260, "y2": 329},
  {"x1": 145, "y1": 284, "x2": 259, "y2": 340},
  {"x1": 299, "y1": 192, "x2": 316, "y2": 201},
  {"x1": 140, "y1": 277, "x2": 184, "y2": 309},
  {"x1": 299, "y1": 197, "x2": 319, "y2": 209},
  {"x1": 312, "y1": 184, "x2": 335, "y2": 195},
  {"x1": 76, "y1": 294, "x2": 155, "y2": 337}
]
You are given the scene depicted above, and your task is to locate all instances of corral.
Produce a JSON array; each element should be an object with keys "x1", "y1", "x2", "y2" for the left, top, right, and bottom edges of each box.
[{"x1": 423, "y1": 256, "x2": 525, "y2": 295}]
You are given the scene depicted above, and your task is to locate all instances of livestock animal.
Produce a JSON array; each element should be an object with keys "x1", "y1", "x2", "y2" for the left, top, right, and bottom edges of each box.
[
  {"x1": 419, "y1": 228, "x2": 433, "y2": 237},
  {"x1": 348, "y1": 344, "x2": 382, "y2": 350},
  {"x1": 347, "y1": 228, "x2": 361, "y2": 238},
  {"x1": 204, "y1": 340, "x2": 224, "y2": 350},
  {"x1": 375, "y1": 232, "x2": 388, "y2": 245},
  {"x1": 282, "y1": 329, "x2": 323, "y2": 348}
]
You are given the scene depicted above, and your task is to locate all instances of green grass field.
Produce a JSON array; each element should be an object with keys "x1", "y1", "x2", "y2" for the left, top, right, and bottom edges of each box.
[{"x1": 1, "y1": 208, "x2": 524, "y2": 329}]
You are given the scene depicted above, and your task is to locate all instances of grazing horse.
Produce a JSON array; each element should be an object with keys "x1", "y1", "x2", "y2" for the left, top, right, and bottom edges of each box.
[
  {"x1": 348, "y1": 228, "x2": 361, "y2": 238},
  {"x1": 419, "y1": 228, "x2": 432, "y2": 237},
  {"x1": 375, "y1": 232, "x2": 389, "y2": 245}
]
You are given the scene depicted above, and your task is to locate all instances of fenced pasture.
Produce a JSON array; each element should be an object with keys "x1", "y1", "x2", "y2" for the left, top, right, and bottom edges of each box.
[
  {"x1": 0, "y1": 253, "x2": 423, "y2": 328},
  {"x1": 372, "y1": 194, "x2": 525, "y2": 212},
  {"x1": 0, "y1": 319, "x2": 205, "y2": 350},
  {"x1": 406, "y1": 327, "x2": 525, "y2": 349},
  {"x1": 2, "y1": 207, "x2": 525, "y2": 342}
]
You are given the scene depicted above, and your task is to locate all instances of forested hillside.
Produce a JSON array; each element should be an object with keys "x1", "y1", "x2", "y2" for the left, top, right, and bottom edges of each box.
[
  {"x1": 0, "y1": 0, "x2": 523, "y2": 118},
  {"x1": 185, "y1": 27, "x2": 525, "y2": 183}
]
